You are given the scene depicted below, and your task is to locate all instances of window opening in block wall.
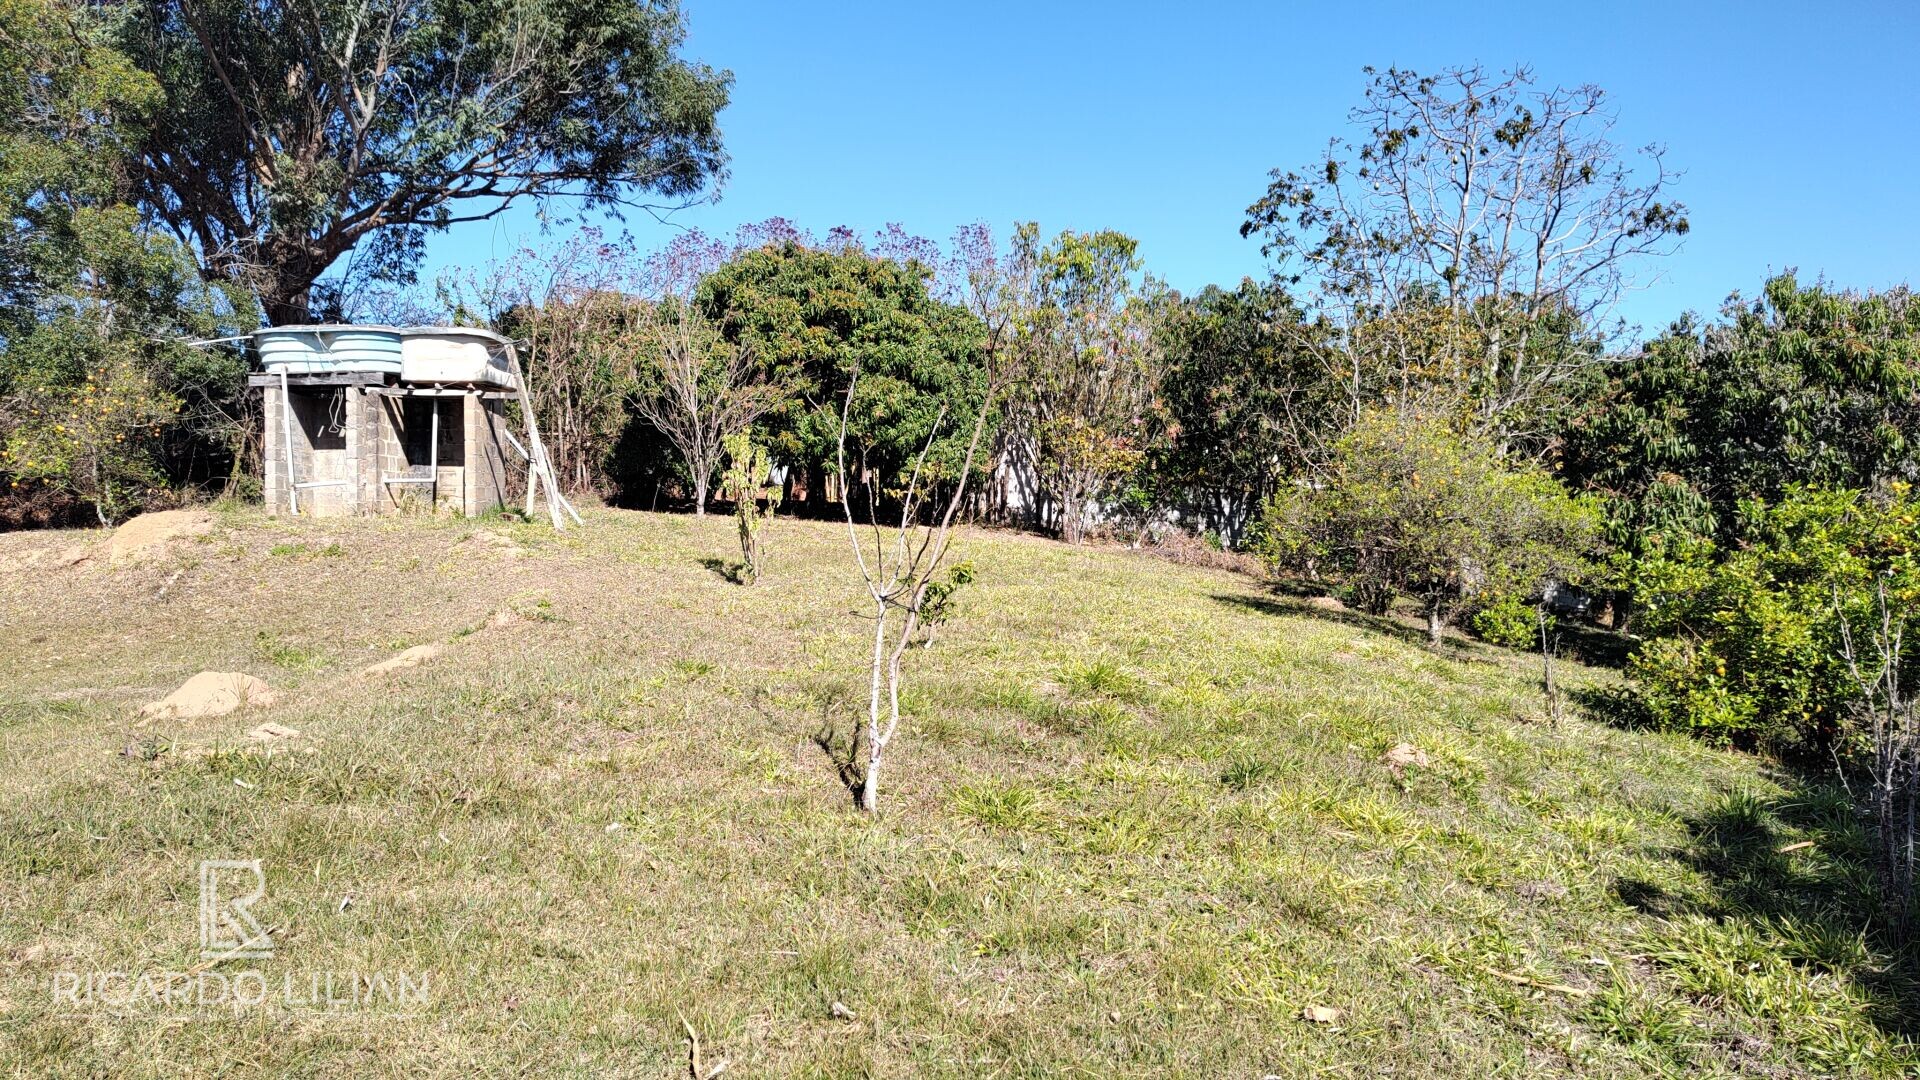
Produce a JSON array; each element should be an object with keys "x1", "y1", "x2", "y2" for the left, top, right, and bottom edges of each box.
[{"x1": 399, "y1": 396, "x2": 466, "y2": 468}]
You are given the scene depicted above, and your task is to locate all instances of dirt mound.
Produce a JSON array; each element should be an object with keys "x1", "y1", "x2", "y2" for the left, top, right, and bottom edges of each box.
[
  {"x1": 1381, "y1": 741, "x2": 1430, "y2": 778},
  {"x1": 139, "y1": 671, "x2": 276, "y2": 722},
  {"x1": 0, "y1": 544, "x2": 91, "y2": 575},
  {"x1": 107, "y1": 510, "x2": 214, "y2": 565},
  {"x1": 361, "y1": 644, "x2": 442, "y2": 676}
]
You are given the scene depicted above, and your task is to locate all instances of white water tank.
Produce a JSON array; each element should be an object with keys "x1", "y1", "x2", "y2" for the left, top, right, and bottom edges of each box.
[{"x1": 399, "y1": 327, "x2": 518, "y2": 389}]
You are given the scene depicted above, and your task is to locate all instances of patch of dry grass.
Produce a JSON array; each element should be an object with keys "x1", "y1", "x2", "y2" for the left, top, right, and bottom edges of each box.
[{"x1": 0, "y1": 507, "x2": 1913, "y2": 1076}]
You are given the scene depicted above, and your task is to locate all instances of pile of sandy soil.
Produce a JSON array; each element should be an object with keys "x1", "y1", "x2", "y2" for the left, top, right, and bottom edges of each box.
[
  {"x1": 107, "y1": 510, "x2": 215, "y2": 566},
  {"x1": 361, "y1": 644, "x2": 442, "y2": 676},
  {"x1": 138, "y1": 671, "x2": 276, "y2": 722}
]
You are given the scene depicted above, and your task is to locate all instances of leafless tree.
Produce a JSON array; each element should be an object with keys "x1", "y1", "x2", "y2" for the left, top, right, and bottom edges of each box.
[
  {"x1": 629, "y1": 302, "x2": 785, "y2": 516},
  {"x1": 441, "y1": 231, "x2": 645, "y2": 494},
  {"x1": 836, "y1": 360, "x2": 996, "y2": 813},
  {"x1": 437, "y1": 223, "x2": 805, "y2": 508},
  {"x1": 1837, "y1": 578, "x2": 1918, "y2": 939},
  {"x1": 1244, "y1": 64, "x2": 1689, "y2": 454}
]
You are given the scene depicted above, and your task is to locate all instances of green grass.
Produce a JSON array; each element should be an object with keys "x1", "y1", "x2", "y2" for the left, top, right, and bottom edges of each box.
[
  {"x1": 253, "y1": 631, "x2": 329, "y2": 673},
  {"x1": 0, "y1": 507, "x2": 1914, "y2": 1076}
]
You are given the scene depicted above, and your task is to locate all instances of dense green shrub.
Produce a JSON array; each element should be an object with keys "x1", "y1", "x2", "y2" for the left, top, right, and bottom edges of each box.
[
  {"x1": 1626, "y1": 485, "x2": 1920, "y2": 753},
  {"x1": 2, "y1": 11, "x2": 248, "y2": 520},
  {"x1": 719, "y1": 432, "x2": 779, "y2": 583},
  {"x1": 1467, "y1": 594, "x2": 1545, "y2": 650},
  {"x1": 1253, "y1": 410, "x2": 1598, "y2": 646},
  {"x1": 2, "y1": 342, "x2": 177, "y2": 524},
  {"x1": 1558, "y1": 276, "x2": 1920, "y2": 633}
]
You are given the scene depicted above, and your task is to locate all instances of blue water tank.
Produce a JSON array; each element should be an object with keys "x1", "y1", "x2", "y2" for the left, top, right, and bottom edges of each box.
[{"x1": 255, "y1": 325, "x2": 404, "y2": 376}]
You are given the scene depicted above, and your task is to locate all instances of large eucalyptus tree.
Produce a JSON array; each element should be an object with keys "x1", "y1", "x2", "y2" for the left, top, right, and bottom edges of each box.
[
  {"x1": 108, "y1": 0, "x2": 731, "y2": 324},
  {"x1": 1243, "y1": 65, "x2": 1688, "y2": 454}
]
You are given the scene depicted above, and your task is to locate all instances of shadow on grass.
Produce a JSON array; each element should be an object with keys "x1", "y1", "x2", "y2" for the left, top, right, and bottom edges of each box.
[
  {"x1": 1616, "y1": 783, "x2": 1920, "y2": 1042},
  {"x1": 1568, "y1": 683, "x2": 1653, "y2": 732},
  {"x1": 1553, "y1": 620, "x2": 1633, "y2": 669},
  {"x1": 752, "y1": 680, "x2": 864, "y2": 808},
  {"x1": 1220, "y1": 578, "x2": 1636, "y2": 671},
  {"x1": 696, "y1": 556, "x2": 750, "y2": 585},
  {"x1": 1212, "y1": 590, "x2": 1499, "y2": 660}
]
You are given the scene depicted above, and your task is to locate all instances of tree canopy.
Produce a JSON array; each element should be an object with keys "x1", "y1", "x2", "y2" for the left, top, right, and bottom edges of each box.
[
  {"x1": 107, "y1": 0, "x2": 731, "y2": 324},
  {"x1": 697, "y1": 238, "x2": 990, "y2": 504},
  {"x1": 1150, "y1": 278, "x2": 1326, "y2": 535},
  {"x1": 1560, "y1": 274, "x2": 1920, "y2": 555},
  {"x1": 1243, "y1": 64, "x2": 1686, "y2": 452},
  {"x1": 1001, "y1": 223, "x2": 1162, "y2": 544},
  {"x1": 1, "y1": 0, "x2": 245, "y2": 522}
]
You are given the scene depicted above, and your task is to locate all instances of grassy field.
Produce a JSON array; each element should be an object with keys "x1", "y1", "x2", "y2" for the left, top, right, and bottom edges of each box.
[{"x1": 0, "y1": 507, "x2": 1914, "y2": 1077}]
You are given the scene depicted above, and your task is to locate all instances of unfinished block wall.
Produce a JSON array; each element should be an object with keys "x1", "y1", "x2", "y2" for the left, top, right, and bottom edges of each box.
[
  {"x1": 263, "y1": 382, "x2": 513, "y2": 518},
  {"x1": 463, "y1": 395, "x2": 510, "y2": 516},
  {"x1": 263, "y1": 383, "x2": 380, "y2": 517}
]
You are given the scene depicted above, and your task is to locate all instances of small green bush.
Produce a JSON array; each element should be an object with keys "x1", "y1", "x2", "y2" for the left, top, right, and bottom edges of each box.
[
  {"x1": 720, "y1": 433, "x2": 779, "y2": 583},
  {"x1": 1252, "y1": 409, "x2": 1597, "y2": 645},
  {"x1": 920, "y1": 559, "x2": 976, "y2": 627},
  {"x1": 1466, "y1": 594, "x2": 1542, "y2": 649}
]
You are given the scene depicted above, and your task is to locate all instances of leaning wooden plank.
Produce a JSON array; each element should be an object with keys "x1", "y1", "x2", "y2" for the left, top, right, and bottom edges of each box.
[{"x1": 502, "y1": 339, "x2": 566, "y2": 529}]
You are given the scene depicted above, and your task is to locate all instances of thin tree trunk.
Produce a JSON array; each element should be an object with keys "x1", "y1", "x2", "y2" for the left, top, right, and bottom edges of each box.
[
  {"x1": 1061, "y1": 487, "x2": 1085, "y2": 545},
  {"x1": 860, "y1": 597, "x2": 887, "y2": 812},
  {"x1": 1539, "y1": 604, "x2": 1560, "y2": 722},
  {"x1": 1427, "y1": 599, "x2": 1444, "y2": 648},
  {"x1": 1611, "y1": 589, "x2": 1634, "y2": 634}
]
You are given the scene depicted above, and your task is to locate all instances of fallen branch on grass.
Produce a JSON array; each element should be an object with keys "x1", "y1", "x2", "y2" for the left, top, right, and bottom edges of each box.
[
  {"x1": 680, "y1": 1013, "x2": 728, "y2": 1079},
  {"x1": 1479, "y1": 965, "x2": 1592, "y2": 997}
]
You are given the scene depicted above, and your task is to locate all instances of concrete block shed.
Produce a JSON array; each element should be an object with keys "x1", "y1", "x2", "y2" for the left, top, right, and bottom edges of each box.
[{"x1": 249, "y1": 326, "x2": 520, "y2": 518}]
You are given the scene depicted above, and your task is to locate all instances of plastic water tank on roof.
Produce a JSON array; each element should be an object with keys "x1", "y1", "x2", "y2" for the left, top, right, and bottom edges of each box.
[
  {"x1": 254, "y1": 325, "x2": 404, "y2": 376},
  {"x1": 399, "y1": 326, "x2": 518, "y2": 389}
]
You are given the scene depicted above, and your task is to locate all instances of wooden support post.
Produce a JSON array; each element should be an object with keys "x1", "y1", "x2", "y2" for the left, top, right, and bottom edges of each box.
[
  {"x1": 428, "y1": 397, "x2": 440, "y2": 513},
  {"x1": 501, "y1": 341, "x2": 578, "y2": 528}
]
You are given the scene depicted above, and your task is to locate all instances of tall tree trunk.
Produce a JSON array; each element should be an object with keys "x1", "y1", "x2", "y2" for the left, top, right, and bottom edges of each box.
[
  {"x1": 1427, "y1": 598, "x2": 1445, "y2": 648},
  {"x1": 1060, "y1": 483, "x2": 1085, "y2": 545},
  {"x1": 260, "y1": 283, "x2": 313, "y2": 327},
  {"x1": 804, "y1": 464, "x2": 827, "y2": 517},
  {"x1": 692, "y1": 473, "x2": 708, "y2": 517}
]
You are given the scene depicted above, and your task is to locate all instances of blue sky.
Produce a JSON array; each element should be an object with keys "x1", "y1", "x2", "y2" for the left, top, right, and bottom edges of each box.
[{"x1": 419, "y1": 0, "x2": 1920, "y2": 336}]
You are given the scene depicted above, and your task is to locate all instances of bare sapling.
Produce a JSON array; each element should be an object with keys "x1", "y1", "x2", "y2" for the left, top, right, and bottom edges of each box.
[
  {"x1": 1836, "y1": 578, "x2": 1919, "y2": 939},
  {"x1": 837, "y1": 367, "x2": 995, "y2": 813},
  {"x1": 1538, "y1": 602, "x2": 1562, "y2": 724}
]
